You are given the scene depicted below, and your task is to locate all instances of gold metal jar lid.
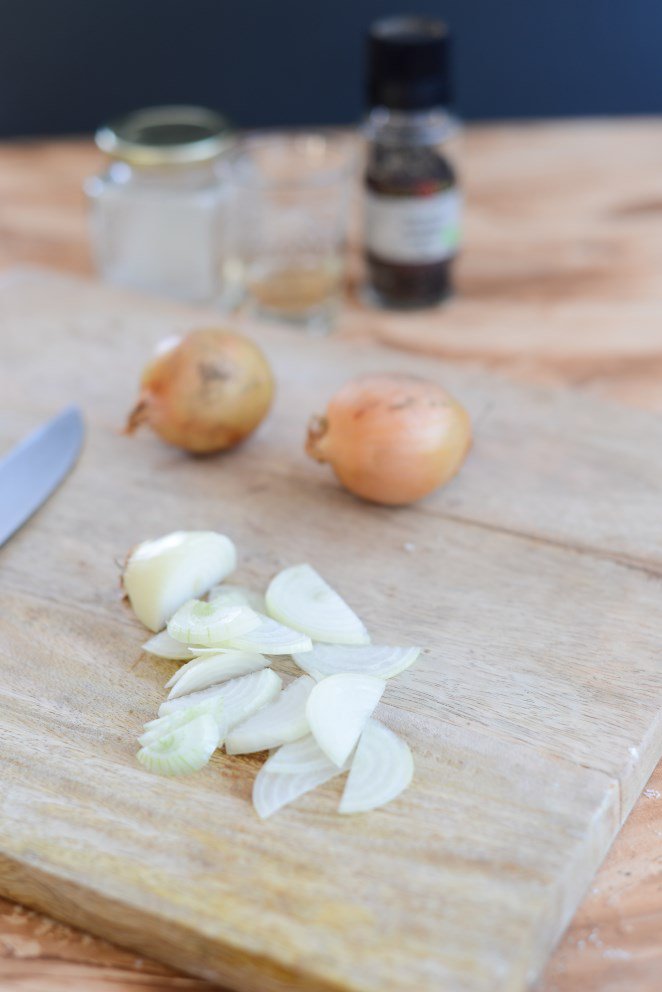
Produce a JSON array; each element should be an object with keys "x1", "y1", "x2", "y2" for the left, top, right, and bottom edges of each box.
[{"x1": 95, "y1": 105, "x2": 232, "y2": 167}]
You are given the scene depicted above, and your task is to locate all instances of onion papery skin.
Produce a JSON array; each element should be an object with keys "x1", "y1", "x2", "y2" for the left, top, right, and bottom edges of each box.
[
  {"x1": 306, "y1": 373, "x2": 471, "y2": 505},
  {"x1": 127, "y1": 328, "x2": 274, "y2": 454}
]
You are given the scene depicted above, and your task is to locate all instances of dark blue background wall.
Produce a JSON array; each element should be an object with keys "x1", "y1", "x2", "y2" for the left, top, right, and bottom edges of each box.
[{"x1": 1, "y1": 0, "x2": 660, "y2": 137}]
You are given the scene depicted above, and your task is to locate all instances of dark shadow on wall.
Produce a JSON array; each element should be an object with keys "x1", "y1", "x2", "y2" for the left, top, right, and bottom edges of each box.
[{"x1": 1, "y1": 0, "x2": 661, "y2": 137}]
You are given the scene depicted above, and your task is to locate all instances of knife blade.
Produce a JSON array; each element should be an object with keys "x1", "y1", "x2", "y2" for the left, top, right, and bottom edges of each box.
[{"x1": 0, "y1": 405, "x2": 84, "y2": 548}]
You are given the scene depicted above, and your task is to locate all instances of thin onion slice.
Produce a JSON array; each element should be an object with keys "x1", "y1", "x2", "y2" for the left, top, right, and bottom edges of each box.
[
  {"x1": 158, "y1": 668, "x2": 282, "y2": 728},
  {"x1": 306, "y1": 673, "x2": 385, "y2": 767},
  {"x1": 142, "y1": 629, "x2": 194, "y2": 661},
  {"x1": 293, "y1": 643, "x2": 420, "y2": 680},
  {"x1": 226, "y1": 676, "x2": 315, "y2": 754},
  {"x1": 136, "y1": 713, "x2": 220, "y2": 776},
  {"x1": 253, "y1": 745, "x2": 346, "y2": 819},
  {"x1": 266, "y1": 564, "x2": 369, "y2": 645},
  {"x1": 167, "y1": 599, "x2": 260, "y2": 646},
  {"x1": 339, "y1": 719, "x2": 413, "y2": 814},
  {"x1": 166, "y1": 651, "x2": 268, "y2": 699},
  {"x1": 123, "y1": 531, "x2": 236, "y2": 632},
  {"x1": 262, "y1": 733, "x2": 338, "y2": 776},
  {"x1": 165, "y1": 650, "x2": 234, "y2": 687},
  {"x1": 190, "y1": 613, "x2": 312, "y2": 656},
  {"x1": 138, "y1": 698, "x2": 226, "y2": 748},
  {"x1": 208, "y1": 584, "x2": 266, "y2": 613}
]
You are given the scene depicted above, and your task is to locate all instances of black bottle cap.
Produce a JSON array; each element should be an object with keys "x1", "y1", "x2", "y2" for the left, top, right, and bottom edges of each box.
[{"x1": 367, "y1": 16, "x2": 452, "y2": 111}]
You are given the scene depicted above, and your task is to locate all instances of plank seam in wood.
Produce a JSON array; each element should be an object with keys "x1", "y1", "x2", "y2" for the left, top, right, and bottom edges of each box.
[{"x1": 418, "y1": 507, "x2": 662, "y2": 578}]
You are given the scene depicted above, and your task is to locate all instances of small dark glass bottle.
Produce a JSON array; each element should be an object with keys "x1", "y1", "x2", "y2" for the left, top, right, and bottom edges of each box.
[{"x1": 363, "y1": 17, "x2": 461, "y2": 309}]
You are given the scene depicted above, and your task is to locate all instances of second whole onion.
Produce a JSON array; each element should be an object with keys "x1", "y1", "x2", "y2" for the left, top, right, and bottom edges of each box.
[{"x1": 306, "y1": 373, "x2": 472, "y2": 506}]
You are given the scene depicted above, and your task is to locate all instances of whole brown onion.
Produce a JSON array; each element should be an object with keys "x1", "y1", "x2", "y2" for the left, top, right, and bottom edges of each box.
[
  {"x1": 126, "y1": 328, "x2": 274, "y2": 453},
  {"x1": 306, "y1": 373, "x2": 472, "y2": 505}
]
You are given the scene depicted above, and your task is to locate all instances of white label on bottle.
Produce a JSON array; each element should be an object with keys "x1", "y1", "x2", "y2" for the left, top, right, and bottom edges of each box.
[{"x1": 364, "y1": 188, "x2": 461, "y2": 264}]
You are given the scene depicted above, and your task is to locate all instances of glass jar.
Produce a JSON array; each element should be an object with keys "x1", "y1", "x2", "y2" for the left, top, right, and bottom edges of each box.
[{"x1": 86, "y1": 105, "x2": 235, "y2": 306}]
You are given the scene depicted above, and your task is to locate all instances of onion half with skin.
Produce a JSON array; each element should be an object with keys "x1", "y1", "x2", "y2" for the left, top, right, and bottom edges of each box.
[
  {"x1": 123, "y1": 530, "x2": 236, "y2": 632},
  {"x1": 306, "y1": 373, "x2": 472, "y2": 505},
  {"x1": 126, "y1": 328, "x2": 274, "y2": 454}
]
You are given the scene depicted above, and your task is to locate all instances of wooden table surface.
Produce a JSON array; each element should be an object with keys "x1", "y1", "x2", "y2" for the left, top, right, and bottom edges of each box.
[{"x1": 0, "y1": 121, "x2": 660, "y2": 992}]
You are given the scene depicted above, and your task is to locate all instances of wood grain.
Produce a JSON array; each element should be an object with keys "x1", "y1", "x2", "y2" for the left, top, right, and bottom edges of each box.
[
  {"x1": 0, "y1": 269, "x2": 660, "y2": 992},
  {"x1": 0, "y1": 123, "x2": 661, "y2": 991}
]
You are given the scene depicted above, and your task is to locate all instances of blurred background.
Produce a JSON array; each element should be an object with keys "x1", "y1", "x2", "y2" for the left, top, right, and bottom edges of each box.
[{"x1": 2, "y1": 0, "x2": 662, "y2": 137}]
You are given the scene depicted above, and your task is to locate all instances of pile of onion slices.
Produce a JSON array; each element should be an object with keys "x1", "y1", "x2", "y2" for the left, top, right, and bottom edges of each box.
[{"x1": 123, "y1": 530, "x2": 419, "y2": 818}]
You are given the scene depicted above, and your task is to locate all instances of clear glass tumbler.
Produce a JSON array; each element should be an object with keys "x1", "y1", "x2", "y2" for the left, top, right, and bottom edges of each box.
[{"x1": 228, "y1": 132, "x2": 356, "y2": 332}]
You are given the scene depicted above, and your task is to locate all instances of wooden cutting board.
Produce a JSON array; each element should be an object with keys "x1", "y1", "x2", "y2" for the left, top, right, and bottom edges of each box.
[{"x1": 0, "y1": 268, "x2": 660, "y2": 992}]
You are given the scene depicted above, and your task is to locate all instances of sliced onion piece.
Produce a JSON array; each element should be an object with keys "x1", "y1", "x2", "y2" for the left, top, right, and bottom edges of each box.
[
  {"x1": 136, "y1": 713, "x2": 220, "y2": 776},
  {"x1": 167, "y1": 599, "x2": 260, "y2": 646},
  {"x1": 208, "y1": 583, "x2": 266, "y2": 613},
  {"x1": 226, "y1": 676, "x2": 315, "y2": 754},
  {"x1": 266, "y1": 564, "x2": 369, "y2": 645},
  {"x1": 165, "y1": 650, "x2": 233, "y2": 687},
  {"x1": 166, "y1": 651, "x2": 268, "y2": 699},
  {"x1": 306, "y1": 673, "x2": 385, "y2": 767},
  {"x1": 142, "y1": 629, "x2": 194, "y2": 661},
  {"x1": 293, "y1": 643, "x2": 420, "y2": 680},
  {"x1": 253, "y1": 752, "x2": 345, "y2": 819},
  {"x1": 139, "y1": 697, "x2": 226, "y2": 748},
  {"x1": 158, "y1": 668, "x2": 282, "y2": 728},
  {"x1": 190, "y1": 613, "x2": 312, "y2": 656},
  {"x1": 339, "y1": 719, "x2": 413, "y2": 814},
  {"x1": 123, "y1": 531, "x2": 236, "y2": 632},
  {"x1": 227, "y1": 614, "x2": 314, "y2": 655},
  {"x1": 262, "y1": 733, "x2": 339, "y2": 776}
]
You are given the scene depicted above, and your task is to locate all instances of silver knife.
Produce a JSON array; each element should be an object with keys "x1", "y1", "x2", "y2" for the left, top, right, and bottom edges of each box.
[{"x1": 0, "y1": 406, "x2": 84, "y2": 548}]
